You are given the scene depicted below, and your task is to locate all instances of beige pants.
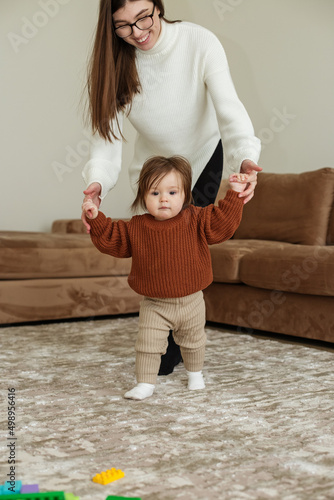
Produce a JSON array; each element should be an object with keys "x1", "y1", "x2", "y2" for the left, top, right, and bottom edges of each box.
[{"x1": 135, "y1": 291, "x2": 206, "y2": 384}]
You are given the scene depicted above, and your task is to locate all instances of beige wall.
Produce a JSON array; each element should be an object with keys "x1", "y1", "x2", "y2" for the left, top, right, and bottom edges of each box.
[{"x1": 1, "y1": 0, "x2": 333, "y2": 231}]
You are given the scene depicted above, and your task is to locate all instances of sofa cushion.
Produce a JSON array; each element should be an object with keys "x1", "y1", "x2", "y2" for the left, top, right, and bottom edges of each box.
[
  {"x1": 0, "y1": 231, "x2": 131, "y2": 279},
  {"x1": 239, "y1": 242, "x2": 334, "y2": 296},
  {"x1": 230, "y1": 168, "x2": 334, "y2": 245},
  {"x1": 209, "y1": 239, "x2": 278, "y2": 283}
]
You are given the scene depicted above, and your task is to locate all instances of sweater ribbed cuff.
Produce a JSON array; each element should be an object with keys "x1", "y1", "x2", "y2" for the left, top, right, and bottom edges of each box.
[{"x1": 87, "y1": 211, "x2": 107, "y2": 236}]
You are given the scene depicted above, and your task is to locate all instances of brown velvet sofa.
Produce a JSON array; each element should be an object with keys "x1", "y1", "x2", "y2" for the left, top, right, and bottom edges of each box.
[
  {"x1": 204, "y1": 167, "x2": 334, "y2": 344},
  {"x1": 1, "y1": 168, "x2": 333, "y2": 345}
]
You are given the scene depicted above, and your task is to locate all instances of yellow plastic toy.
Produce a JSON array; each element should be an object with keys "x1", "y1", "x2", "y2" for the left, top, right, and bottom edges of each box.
[{"x1": 92, "y1": 468, "x2": 125, "y2": 485}]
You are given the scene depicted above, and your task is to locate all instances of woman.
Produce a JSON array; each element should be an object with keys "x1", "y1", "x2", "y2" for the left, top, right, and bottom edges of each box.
[{"x1": 81, "y1": 0, "x2": 262, "y2": 374}]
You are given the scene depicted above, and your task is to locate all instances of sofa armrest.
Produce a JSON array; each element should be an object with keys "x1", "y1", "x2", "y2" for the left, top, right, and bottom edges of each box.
[{"x1": 52, "y1": 219, "x2": 87, "y2": 234}]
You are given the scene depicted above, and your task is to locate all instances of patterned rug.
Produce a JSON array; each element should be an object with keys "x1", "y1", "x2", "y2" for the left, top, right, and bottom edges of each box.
[{"x1": 1, "y1": 316, "x2": 334, "y2": 500}]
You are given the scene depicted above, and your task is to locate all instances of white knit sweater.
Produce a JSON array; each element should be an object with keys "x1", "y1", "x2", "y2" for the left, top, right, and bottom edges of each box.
[{"x1": 82, "y1": 20, "x2": 261, "y2": 198}]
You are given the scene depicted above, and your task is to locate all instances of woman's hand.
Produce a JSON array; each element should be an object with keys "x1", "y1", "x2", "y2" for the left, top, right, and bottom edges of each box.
[
  {"x1": 81, "y1": 182, "x2": 102, "y2": 233},
  {"x1": 239, "y1": 160, "x2": 263, "y2": 204}
]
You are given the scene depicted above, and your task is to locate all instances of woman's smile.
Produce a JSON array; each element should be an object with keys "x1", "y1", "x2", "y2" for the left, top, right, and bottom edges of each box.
[{"x1": 135, "y1": 32, "x2": 150, "y2": 45}]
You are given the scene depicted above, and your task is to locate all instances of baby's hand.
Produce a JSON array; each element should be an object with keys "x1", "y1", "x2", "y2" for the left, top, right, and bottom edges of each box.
[
  {"x1": 229, "y1": 173, "x2": 250, "y2": 193},
  {"x1": 82, "y1": 199, "x2": 98, "y2": 219}
]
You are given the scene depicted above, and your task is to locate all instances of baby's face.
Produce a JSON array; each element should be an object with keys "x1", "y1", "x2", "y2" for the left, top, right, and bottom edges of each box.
[{"x1": 145, "y1": 170, "x2": 185, "y2": 221}]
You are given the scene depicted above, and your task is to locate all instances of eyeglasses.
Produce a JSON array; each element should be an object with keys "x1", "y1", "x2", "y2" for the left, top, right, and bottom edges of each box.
[{"x1": 114, "y1": 5, "x2": 155, "y2": 38}]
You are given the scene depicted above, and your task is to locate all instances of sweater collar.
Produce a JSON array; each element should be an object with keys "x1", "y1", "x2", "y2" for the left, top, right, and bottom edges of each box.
[{"x1": 135, "y1": 19, "x2": 178, "y2": 57}]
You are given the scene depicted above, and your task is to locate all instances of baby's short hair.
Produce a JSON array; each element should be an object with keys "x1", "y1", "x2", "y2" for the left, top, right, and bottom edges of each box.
[{"x1": 131, "y1": 155, "x2": 193, "y2": 212}]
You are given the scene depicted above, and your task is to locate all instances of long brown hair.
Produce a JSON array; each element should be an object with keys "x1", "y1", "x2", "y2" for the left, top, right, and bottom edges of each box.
[
  {"x1": 131, "y1": 156, "x2": 193, "y2": 212},
  {"x1": 86, "y1": 0, "x2": 180, "y2": 142}
]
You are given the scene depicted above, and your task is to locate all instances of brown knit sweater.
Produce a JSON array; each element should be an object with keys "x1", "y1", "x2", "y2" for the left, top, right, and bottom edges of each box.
[{"x1": 88, "y1": 189, "x2": 243, "y2": 298}]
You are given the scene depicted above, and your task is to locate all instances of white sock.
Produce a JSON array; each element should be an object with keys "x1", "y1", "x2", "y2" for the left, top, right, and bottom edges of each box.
[
  {"x1": 124, "y1": 383, "x2": 155, "y2": 400},
  {"x1": 187, "y1": 370, "x2": 205, "y2": 390}
]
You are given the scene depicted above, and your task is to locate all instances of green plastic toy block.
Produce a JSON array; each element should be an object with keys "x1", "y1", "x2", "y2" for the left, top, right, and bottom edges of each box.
[
  {"x1": 0, "y1": 492, "x2": 66, "y2": 500},
  {"x1": 106, "y1": 496, "x2": 141, "y2": 499}
]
